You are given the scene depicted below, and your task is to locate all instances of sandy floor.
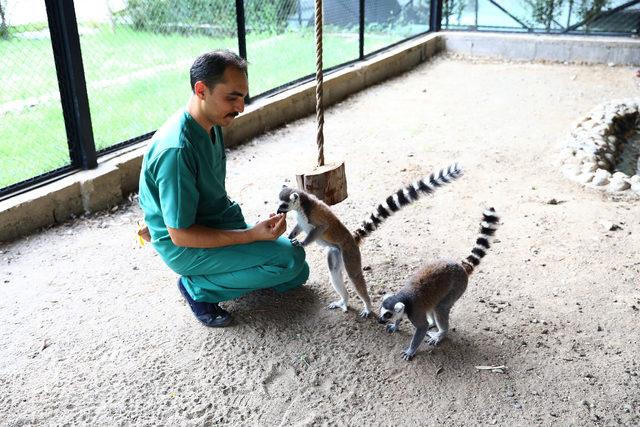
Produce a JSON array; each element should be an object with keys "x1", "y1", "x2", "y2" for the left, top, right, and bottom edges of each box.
[{"x1": 1, "y1": 55, "x2": 639, "y2": 426}]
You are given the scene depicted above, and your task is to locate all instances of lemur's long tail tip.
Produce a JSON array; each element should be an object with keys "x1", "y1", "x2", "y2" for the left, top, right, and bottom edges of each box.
[{"x1": 462, "y1": 207, "x2": 500, "y2": 275}]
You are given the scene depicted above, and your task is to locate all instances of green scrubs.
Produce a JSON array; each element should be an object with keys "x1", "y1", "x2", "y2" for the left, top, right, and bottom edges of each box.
[{"x1": 138, "y1": 109, "x2": 308, "y2": 303}]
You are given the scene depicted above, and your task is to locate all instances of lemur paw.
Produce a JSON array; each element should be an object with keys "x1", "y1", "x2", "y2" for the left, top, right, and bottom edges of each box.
[
  {"x1": 359, "y1": 308, "x2": 371, "y2": 318},
  {"x1": 290, "y1": 238, "x2": 301, "y2": 247},
  {"x1": 401, "y1": 349, "x2": 416, "y2": 361},
  {"x1": 426, "y1": 331, "x2": 445, "y2": 346},
  {"x1": 327, "y1": 300, "x2": 348, "y2": 312},
  {"x1": 386, "y1": 324, "x2": 398, "y2": 333}
]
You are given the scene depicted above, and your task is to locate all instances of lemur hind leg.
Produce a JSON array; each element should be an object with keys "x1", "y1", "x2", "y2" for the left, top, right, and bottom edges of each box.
[
  {"x1": 426, "y1": 305, "x2": 451, "y2": 346},
  {"x1": 326, "y1": 247, "x2": 348, "y2": 312},
  {"x1": 341, "y1": 248, "x2": 373, "y2": 317},
  {"x1": 427, "y1": 311, "x2": 435, "y2": 329}
]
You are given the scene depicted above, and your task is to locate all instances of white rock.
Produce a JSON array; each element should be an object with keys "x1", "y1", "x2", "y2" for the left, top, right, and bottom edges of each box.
[
  {"x1": 631, "y1": 182, "x2": 640, "y2": 194},
  {"x1": 591, "y1": 169, "x2": 611, "y2": 186},
  {"x1": 581, "y1": 162, "x2": 598, "y2": 173},
  {"x1": 608, "y1": 179, "x2": 631, "y2": 192},
  {"x1": 577, "y1": 172, "x2": 595, "y2": 184},
  {"x1": 630, "y1": 175, "x2": 640, "y2": 184},
  {"x1": 604, "y1": 152, "x2": 616, "y2": 164},
  {"x1": 612, "y1": 171, "x2": 629, "y2": 180}
]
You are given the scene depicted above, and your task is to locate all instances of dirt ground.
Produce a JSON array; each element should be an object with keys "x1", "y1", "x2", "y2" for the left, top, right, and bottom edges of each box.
[{"x1": 1, "y1": 54, "x2": 639, "y2": 426}]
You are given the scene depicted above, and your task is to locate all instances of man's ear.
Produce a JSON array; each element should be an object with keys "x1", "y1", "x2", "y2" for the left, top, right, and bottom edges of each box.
[
  {"x1": 194, "y1": 81, "x2": 207, "y2": 99},
  {"x1": 394, "y1": 302, "x2": 405, "y2": 313}
]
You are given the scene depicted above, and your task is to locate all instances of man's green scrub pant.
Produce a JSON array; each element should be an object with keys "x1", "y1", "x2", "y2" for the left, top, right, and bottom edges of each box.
[{"x1": 164, "y1": 236, "x2": 309, "y2": 303}]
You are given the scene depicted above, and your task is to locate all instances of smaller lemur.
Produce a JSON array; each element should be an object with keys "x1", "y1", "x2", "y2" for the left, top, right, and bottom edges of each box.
[
  {"x1": 378, "y1": 208, "x2": 500, "y2": 361},
  {"x1": 277, "y1": 163, "x2": 463, "y2": 318}
]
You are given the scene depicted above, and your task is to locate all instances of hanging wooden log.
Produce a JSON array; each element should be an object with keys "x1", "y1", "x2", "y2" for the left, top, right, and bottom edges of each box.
[
  {"x1": 296, "y1": 161, "x2": 347, "y2": 206},
  {"x1": 297, "y1": 0, "x2": 348, "y2": 206}
]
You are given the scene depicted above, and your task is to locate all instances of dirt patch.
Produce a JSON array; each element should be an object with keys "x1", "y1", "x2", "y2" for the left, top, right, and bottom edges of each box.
[{"x1": 1, "y1": 55, "x2": 639, "y2": 425}]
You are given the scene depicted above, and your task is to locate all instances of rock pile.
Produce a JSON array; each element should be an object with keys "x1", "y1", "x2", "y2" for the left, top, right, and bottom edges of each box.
[{"x1": 558, "y1": 99, "x2": 640, "y2": 197}]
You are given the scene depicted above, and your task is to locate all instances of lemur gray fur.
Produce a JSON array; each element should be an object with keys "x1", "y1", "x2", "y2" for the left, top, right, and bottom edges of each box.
[
  {"x1": 378, "y1": 207, "x2": 500, "y2": 360},
  {"x1": 276, "y1": 163, "x2": 464, "y2": 318}
]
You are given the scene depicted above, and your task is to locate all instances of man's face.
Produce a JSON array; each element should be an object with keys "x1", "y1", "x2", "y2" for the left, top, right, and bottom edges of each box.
[{"x1": 199, "y1": 67, "x2": 248, "y2": 127}]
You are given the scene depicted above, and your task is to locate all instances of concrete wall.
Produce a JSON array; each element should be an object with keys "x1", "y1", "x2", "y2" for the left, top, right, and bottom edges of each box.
[
  {"x1": 1, "y1": 32, "x2": 639, "y2": 243},
  {"x1": 441, "y1": 31, "x2": 640, "y2": 65}
]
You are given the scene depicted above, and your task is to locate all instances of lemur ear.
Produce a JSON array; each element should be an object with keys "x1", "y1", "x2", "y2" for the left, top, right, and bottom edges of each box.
[
  {"x1": 289, "y1": 193, "x2": 299, "y2": 202},
  {"x1": 382, "y1": 293, "x2": 393, "y2": 301},
  {"x1": 394, "y1": 302, "x2": 405, "y2": 313}
]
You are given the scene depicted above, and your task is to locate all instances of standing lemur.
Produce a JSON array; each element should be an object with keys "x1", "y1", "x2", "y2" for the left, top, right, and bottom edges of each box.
[
  {"x1": 277, "y1": 163, "x2": 463, "y2": 318},
  {"x1": 378, "y1": 207, "x2": 500, "y2": 360}
]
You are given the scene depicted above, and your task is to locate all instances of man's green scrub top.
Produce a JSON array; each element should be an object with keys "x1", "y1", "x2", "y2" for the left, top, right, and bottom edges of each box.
[{"x1": 138, "y1": 109, "x2": 246, "y2": 271}]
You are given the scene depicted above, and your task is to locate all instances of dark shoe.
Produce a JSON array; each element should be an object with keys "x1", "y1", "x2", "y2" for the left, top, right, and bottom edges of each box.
[{"x1": 177, "y1": 278, "x2": 232, "y2": 327}]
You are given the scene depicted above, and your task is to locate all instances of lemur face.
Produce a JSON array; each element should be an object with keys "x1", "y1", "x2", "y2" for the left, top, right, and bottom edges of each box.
[
  {"x1": 277, "y1": 187, "x2": 301, "y2": 214},
  {"x1": 378, "y1": 293, "x2": 405, "y2": 324}
]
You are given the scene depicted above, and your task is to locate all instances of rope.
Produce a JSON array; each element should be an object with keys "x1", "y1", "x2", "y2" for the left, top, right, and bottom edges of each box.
[{"x1": 315, "y1": 0, "x2": 324, "y2": 167}]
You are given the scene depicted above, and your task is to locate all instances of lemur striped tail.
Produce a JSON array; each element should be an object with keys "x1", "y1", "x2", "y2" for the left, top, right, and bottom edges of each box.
[
  {"x1": 461, "y1": 208, "x2": 500, "y2": 275},
  {"x1": 352, "y1": 162, "x2": 464, "y2": 245}
]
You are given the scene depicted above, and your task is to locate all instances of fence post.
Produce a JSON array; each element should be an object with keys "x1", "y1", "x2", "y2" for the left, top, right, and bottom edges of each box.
[
  {"x1": 430, "y1": 0, "x2": 443, "y2": 32},
  {"x1": 236, "y1": 0, "x2": 248, "y2": 100},
  {"x1": 45, "y1": 0, "x2": 97, "y2": 170},
  {"x1": 359, "y1": 0, "x2": 365, "y2": 59}
]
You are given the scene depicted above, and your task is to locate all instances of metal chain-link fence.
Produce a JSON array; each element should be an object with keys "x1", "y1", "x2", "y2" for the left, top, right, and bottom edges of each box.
[
  {"x1": 0, "y1": 0, "x2": 70, "y2": 190},
  {"x1": 1, "y1": 0, "x2": 639, "y2": 197},
  {"x1": 76, "y1": 0, "x2": 238, "y2": 153},
  {"x1": 441, "y1": 0, "x2": 640, "y2": 35},
  {"x1": 366, "y1": 0, "x2": 431, "y2": 55}
]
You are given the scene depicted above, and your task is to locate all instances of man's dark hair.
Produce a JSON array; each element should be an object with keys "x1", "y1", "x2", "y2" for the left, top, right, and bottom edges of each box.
[{"x1": 189, "y1": 49, "x2": 247, "y2": 92}]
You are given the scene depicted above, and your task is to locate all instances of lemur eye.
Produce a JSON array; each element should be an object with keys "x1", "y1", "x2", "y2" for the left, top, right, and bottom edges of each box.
[{"x1": 383, "y1": 312, "x2": 392, "y2": 319}]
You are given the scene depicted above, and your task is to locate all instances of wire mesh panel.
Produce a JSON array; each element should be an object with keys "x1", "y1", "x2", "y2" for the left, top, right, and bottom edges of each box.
[
  {"x1": 0, "y1": 0, "x2": 70, "y2": 191},
  {"x1": 76, "y1": 0, "x2": 238, "y2": 152},
  {"x1": 245, "y1": 0, "x2": 361, "y2": 98},
  {"x1": 442, "y1": 0, "x2": 640, "y2": 35},
  {"x1": 365, "y1": 0, "x2": 431, "y2": 55},
  {"x1": 571, "y1": 1, "x2": 640, "y2": 35}
]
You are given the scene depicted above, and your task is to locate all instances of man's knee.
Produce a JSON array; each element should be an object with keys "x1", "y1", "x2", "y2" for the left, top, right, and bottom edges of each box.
[{"x1": 289, "y1": 244, "x2": 306, "y2": 268}]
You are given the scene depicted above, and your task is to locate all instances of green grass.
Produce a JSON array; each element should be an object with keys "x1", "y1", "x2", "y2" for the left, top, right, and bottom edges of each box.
[{"x1": 0, "y1": 25, "x2": 410, "y2": 189}]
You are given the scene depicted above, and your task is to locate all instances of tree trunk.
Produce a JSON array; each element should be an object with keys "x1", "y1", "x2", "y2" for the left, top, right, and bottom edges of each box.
[{"x1": 0, "y1": 2, "x2": 8, "y2": 40}]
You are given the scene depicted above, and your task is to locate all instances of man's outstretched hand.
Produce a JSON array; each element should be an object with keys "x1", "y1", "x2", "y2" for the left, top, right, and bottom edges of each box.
[{"x1": 249, "y1": 213, "x2": 287, "y2": 241}]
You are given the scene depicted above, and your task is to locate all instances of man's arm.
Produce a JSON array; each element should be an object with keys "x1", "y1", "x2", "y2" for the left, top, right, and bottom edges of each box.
[{"x1": 167, "y1": 214, "x2": 287, "y2": 248}]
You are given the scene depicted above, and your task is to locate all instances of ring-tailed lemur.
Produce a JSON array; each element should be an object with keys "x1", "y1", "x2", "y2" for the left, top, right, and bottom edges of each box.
[
  {"x1": 277, "y1": 163, "x2": 463, "y2": 318},
  {"x1": 378, "y1": 207, "x2": 500, "y2": 360}
]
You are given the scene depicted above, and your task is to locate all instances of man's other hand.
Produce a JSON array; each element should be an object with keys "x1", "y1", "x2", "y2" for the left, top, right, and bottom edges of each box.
[
  {"x1": 250, "y1": 213, "x2": 287, "y2": 241},
  {"x1": 138, "y1": 225, "x2": 151, "y2": 242}
]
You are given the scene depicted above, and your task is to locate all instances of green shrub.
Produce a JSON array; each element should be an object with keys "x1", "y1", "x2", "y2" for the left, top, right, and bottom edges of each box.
[{"x1": 120, "y1": 0, "x2": 297, "y2": 36}]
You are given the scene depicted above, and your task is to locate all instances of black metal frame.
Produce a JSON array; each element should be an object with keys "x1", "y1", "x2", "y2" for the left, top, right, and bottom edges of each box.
[
  {"x1": 45, "y1": 0, "x2": 96, "y2": 170},
  {"x1": 2, "y1": 0, "x2": 638, "y2": 200}
]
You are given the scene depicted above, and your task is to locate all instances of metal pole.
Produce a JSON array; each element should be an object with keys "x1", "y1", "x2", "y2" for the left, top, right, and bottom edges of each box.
[
  {"x1": 359, "y1": 0, "x2": 365, "y2": 59},
  {"x1": 564, "y1": 0, "x2": 640, "y2": 33},
  {"x1": 488, "y1": 0, "x2": 531, "y2": 31},
  {"x1": 475, "y1": 0, "x2": 479, "y2": 29},
  {"x1": 430, "y1": 0, "x2": 442, "y2": 32},
  {"x1": 45, "y1": 0, "x2": 96, "y2": 170},
  {"x1": 235, "y1": 0, "x2": 248, "y2": 99}
]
